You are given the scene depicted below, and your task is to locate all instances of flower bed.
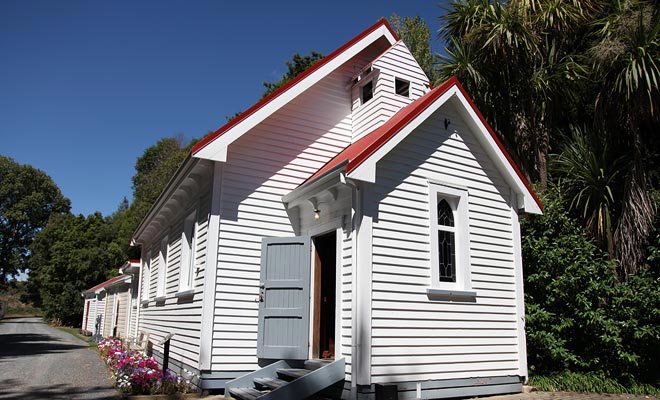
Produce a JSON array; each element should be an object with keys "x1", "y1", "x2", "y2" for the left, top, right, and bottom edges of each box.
[{"x1": 98, "y1": 338, "x2": 194, "y2": 397}]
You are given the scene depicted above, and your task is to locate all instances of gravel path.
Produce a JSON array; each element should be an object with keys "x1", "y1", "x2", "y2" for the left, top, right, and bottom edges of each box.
[
  {"x1": 477, "y1": 392, "x2": 659, "y2": 400},
  {"x1": 0, "y1": 317, "x2": 119, "y2": 400}
]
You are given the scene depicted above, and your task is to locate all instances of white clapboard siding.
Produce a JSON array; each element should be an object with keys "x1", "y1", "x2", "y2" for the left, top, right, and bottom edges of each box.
[
  {"x1": 115, "y1": 290, "x2": 130, "y2": 339},
  {"x1": 352, "y1": 41, "x2": 430, "y2": 141},
  {"x1": 90, "y1": 298, "x2": 99, "y2": 332},
  {"x1": 208, "y1": 45, "x2": 391, "y2": 375},
  {"x1": 81, "y1": 298, "x2": 90, "y2": 332},
  {"x1": 96, "y1": 295, "x2": 106, "y2": 337},
  {"x1": 367, "y1": 100, "x2": 522, "y2": 384},
  {"x1": 340, "y1": 229, "x2": 353, "y2": 381},
  {"x1": 128, "y1": 277, "x2": 139, "y2": 338},
  {"x1": 103, "y1": 292, "x2": 114, "y2": 338},
  {"x1": 139, "y1": 189, "x2": 211, "y2": 371}
]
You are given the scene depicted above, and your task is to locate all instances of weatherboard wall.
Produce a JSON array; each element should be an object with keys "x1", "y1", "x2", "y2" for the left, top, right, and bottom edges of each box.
[
  {"x1": 351, "y1": 41, "x2": 430, "y2": 142},
  {"x1": 128, "y1": 276, "x2": 139, "y2": 338},
  {"x1": 366, "y1": 100, "x2": 524, "y2": 383},
  {"x1": 103, "y1": 291, "x2": 115, "y2": 338},
  {"x1": 115, "y1": 289, "x2": 130, "y2": 338},
  {"x1": 207, "y1": 45, "x2": 387, "y2": 378},
  {"x1": 138, "y1": 187, "x2": 211, "y2": 372},
  {"x1": 95, "y1": 293, "x2": 106, "y2": 337},
  {"x1": 81, "y1": 297, "x2": 96, "y2": 333}
]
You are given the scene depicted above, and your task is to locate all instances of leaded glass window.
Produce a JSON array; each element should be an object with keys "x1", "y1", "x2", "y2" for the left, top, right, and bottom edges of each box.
[{"x1": 437, "y1": 199, "x2": 456, "y2": 282}]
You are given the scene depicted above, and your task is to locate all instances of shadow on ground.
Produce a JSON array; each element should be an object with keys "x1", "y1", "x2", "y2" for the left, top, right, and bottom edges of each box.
[
  {"x1": 0, "y1": 333, "x2": 84, "y2": 359},
  {"x1": 0, "y1": 379, "x2": 119, "y2": 399},
  {"x1": 0, "y1": 317, "x2": 45, "y2": 323}
]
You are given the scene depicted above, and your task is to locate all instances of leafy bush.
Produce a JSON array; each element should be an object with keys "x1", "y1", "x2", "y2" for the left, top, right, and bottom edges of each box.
[{"x1": 522, "y1": 185, "x2": 660, "y2": 386}]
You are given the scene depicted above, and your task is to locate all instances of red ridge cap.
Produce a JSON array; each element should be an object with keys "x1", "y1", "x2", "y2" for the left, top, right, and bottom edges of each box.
[
  {"x1": 192, "y1": 18, "x2": 398, "y2": 155},
  {"x1": 346, "y1": 77, "x2": 459, "y2": 174},
  {"x1": 302, "y1": 78, "x2": 458, "y2": 185}
]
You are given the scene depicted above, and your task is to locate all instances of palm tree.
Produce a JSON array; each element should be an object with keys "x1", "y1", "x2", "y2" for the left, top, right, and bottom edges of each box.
[
  {"x1": 552, "y1": 126, "x2": 625, "y2": 257},
  {"x1": 588, "y1": 0, "x2": 660, "y2": 277},
  {"x1": 438, "y1": 0, "x2": 596, "y2": 189}
]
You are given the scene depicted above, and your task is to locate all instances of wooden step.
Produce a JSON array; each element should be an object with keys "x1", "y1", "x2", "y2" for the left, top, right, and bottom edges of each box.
[
  {"x1": 304, "y1": 359, "x2": 334, "y2": 370},
  {"x1": 253, "y1": 377, "x2": 288, "y2": 390},
  {"x1": 227, "y1": 387, "x2": 265, "y2": 400},
  {"x1": 276, "y1": 368, "x2": 311, "y2": 381}
]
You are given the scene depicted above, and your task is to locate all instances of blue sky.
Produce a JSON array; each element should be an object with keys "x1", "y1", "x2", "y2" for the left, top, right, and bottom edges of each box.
[{"x1": 1, "y1": 0, "x2": 450, "y2": 217}]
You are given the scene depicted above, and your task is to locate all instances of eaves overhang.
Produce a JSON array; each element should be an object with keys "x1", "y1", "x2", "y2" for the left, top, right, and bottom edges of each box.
[
  {"x1": 191, "y1": 18, "x2": 398, "y2": 163},
  {"x1": 131, "y1": 156, "x2": 214, "y2": 246}
]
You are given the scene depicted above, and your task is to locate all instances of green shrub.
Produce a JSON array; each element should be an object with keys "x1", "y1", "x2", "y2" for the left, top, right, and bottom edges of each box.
[{"x1": 522, "y1": 185, "x2": 660, "y2": 386}]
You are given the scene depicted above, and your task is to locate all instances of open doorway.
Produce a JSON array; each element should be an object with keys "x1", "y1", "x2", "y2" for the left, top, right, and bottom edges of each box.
[{"x1": 312, "y1": 231, "x2": 336, "y2": 360}]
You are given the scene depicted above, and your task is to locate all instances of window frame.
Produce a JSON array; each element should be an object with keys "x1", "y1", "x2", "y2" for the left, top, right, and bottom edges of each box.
[
  {"x1": 428, "y1": 182, "x2": 474, "y2": 297},
  {"x1": 361, "y1": 79, "x2": 374, "y2": 104},
  {"x1": 156, "y1": 235, "x2": 169, "y2": 299},
  {"x1": 394, "y1": 77, "x2": 410, "y2": 98},
  {"x1": 141, "y1": 251, "x2": 151, "y2": 304},
  {"x1": 178, "y1": 211, "x2": 197, "y2": 294}
]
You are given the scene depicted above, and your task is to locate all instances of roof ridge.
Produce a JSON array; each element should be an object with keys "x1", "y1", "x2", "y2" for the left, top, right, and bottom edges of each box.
[{"x1": 192, "y1": 18, "x2": 397, "y2": 155}]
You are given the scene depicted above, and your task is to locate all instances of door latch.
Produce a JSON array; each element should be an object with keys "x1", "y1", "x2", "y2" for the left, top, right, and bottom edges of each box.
[{"x1": 255, "y1": 283, "x2": 265, "y2": 303}]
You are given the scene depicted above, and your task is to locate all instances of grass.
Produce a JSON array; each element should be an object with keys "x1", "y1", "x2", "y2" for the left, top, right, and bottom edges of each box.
[
  {"x1": 4, "y1": 305, "x2": 42, "y2": 318},
  {"x1": 530, "y1": 372, "x2": 660, "y2": 395},
  {"x1": 56, "y1": 325, "x2": 98, "y2": 349}
]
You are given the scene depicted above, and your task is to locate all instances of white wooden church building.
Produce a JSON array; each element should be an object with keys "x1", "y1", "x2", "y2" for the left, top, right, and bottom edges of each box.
[{"x1": 128, "y1": 19, "x2": 542, "y2": 399}]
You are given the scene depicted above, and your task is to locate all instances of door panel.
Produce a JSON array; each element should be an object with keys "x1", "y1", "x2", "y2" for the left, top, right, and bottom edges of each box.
[{"x1": 257, "y1": 236, "x2": 311, "y2": 360}]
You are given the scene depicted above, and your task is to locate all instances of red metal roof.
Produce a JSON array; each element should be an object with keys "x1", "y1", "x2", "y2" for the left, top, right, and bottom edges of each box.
[
  {"x1": 192, "y1": 18, "x2": 398, "y2": 156},
  {"x1": 83, "y1": 275, "x2": 126, "y2": 294},
  {"x1": 302, "y1": 76, "x2": 543, "y2": 211}
]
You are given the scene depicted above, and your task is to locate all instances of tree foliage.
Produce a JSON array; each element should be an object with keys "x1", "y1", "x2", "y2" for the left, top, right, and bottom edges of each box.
[
  {"x1": 132, "y1": 136, "x2": 191, "y2": 208},
  {"x1": 551, "y1": 126, "x2": 625, "y2": 256},
  {"x1": 0, "y1": 155, "x2": 70, "y2": 284},
  {"x1": 261, "y1": 51, "x2": 325, "y2": 98},
  {"x1": 439, "y1": 0, "x2": 660, "y2": 275},
  {"x1": 589, "y1": 1, "x2": 660, "y2": 276},
  {"x1": 389, "y1": 14, "x2": 440, "y2": 85},
  {"x1": 22, "y1": 135, "x2": 195, "y2": 324},
  {"x1": 27, "y1": 212, "x2": 125, "y2": 325},
  {"x1": 439, "y1": 0, "x2": 597, "y2": 189},
  {"x1": 116, "y1": 136, "x2": 194, "y2": 260},
  {"x1": 522, "y1": 185, "x2": 660, "y2": 384}
]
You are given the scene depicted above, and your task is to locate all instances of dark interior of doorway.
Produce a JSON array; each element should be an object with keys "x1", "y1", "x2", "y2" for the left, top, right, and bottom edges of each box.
[{"x1": 313, "y1": 231, "x2": 336, "y2": 360}]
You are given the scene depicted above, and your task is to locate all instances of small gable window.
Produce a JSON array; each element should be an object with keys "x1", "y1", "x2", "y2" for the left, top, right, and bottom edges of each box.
[
  {"x1": 361, "y1": 80, "x2": 374, "y2": 104},
  {"x1": 395, "y1": 78, "x2": 410, "y2": 97}
]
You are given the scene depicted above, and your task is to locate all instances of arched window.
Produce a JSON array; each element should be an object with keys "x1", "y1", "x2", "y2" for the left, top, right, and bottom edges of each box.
[
  {"x1": 428, "y1": 182, "x2": 472, "y2": 294},
  {"x1": 437, "y1": 199, "x2": 456, "y2": 282}
]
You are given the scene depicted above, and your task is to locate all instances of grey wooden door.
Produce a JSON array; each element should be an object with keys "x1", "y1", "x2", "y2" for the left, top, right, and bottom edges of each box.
[{"x1": 257, "y1": 236, "x2": 311, "y2": 360}]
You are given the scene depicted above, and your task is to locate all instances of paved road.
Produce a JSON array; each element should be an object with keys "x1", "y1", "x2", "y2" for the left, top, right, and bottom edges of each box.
[{"x1": 0, "y1": 317, "x2": 119, "y2": 400}]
